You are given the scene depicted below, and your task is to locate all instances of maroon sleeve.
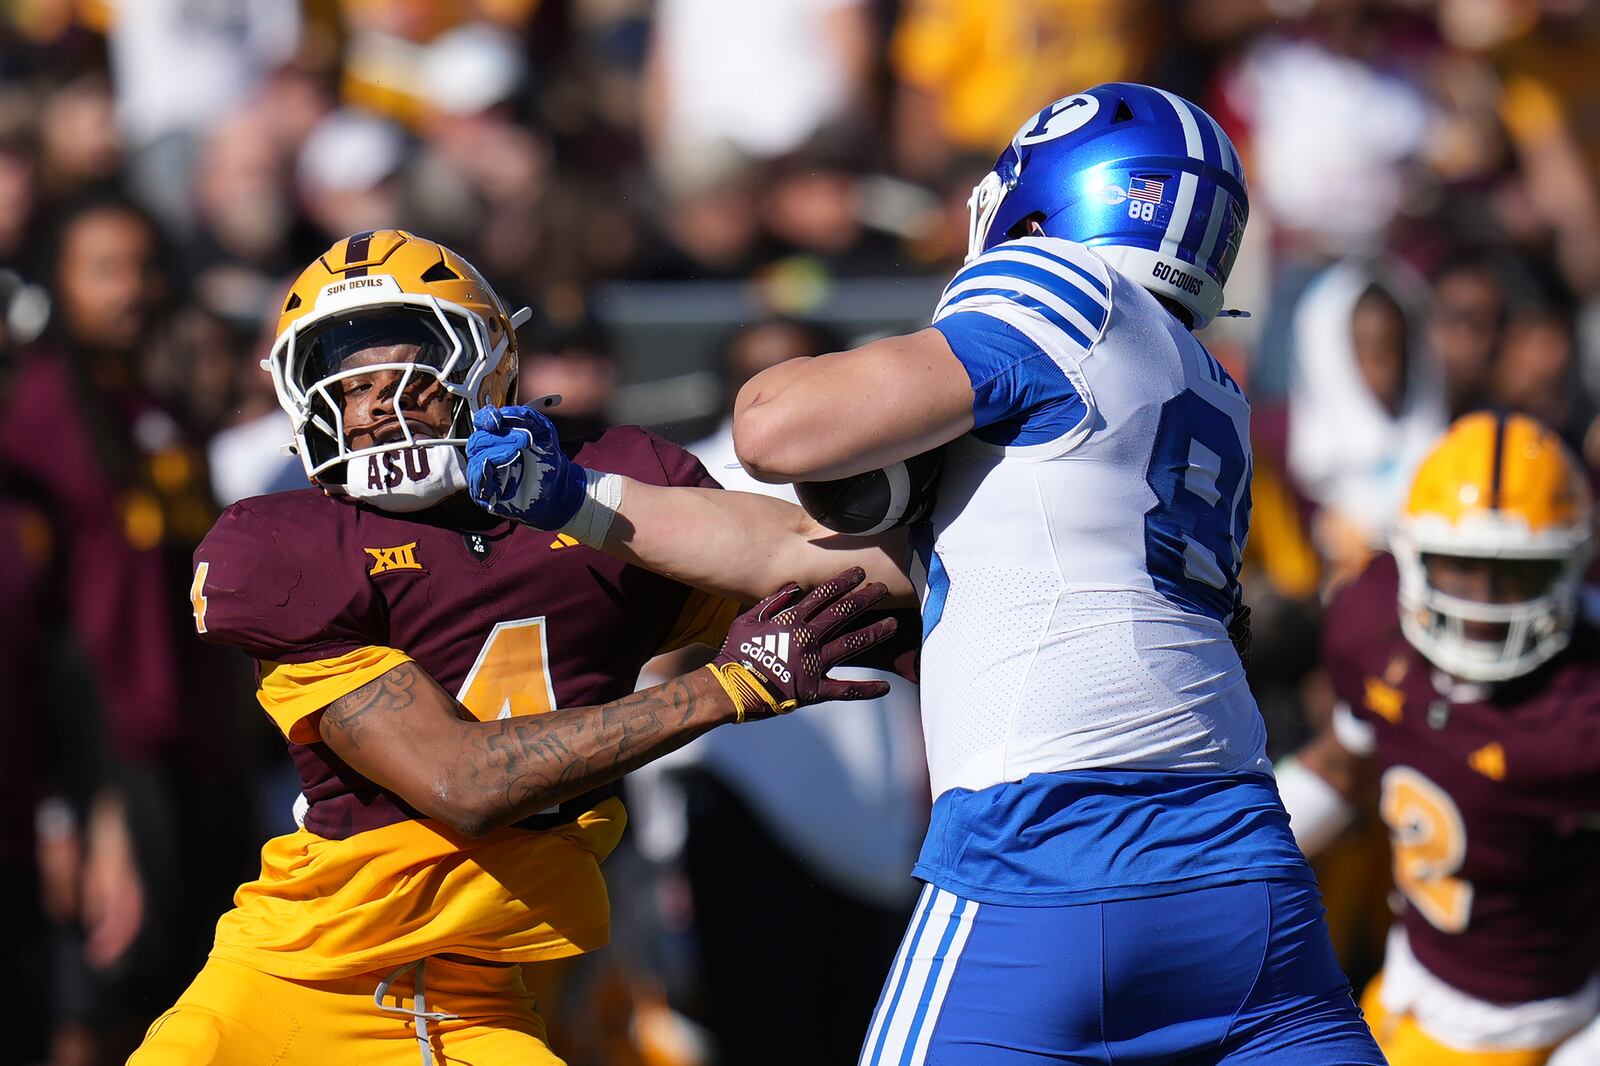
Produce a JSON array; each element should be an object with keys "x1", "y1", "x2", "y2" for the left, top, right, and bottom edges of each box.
[
  {"x1": 648, "y1": 431, "x2": 724, "y2": 490},
  {"x1": 570, "y1": 426, "x2": 724, "y2": 491},
  {"x1": 1321, "y1": 552, "x2": 1403, "y2": 717},
  {"x1": 194, "y1": 499, "x2": 384, "y2": 664}
]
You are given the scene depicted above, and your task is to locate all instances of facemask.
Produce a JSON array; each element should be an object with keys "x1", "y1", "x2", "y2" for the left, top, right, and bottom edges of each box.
[{"x1": 342, "y1": 442, "x2": 470, "y2": 512}]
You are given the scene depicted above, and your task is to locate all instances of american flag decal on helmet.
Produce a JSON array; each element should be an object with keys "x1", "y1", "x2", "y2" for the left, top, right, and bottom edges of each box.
[{"x1": 1128, "y1": 177, "x2": 1166, "y2": 203}]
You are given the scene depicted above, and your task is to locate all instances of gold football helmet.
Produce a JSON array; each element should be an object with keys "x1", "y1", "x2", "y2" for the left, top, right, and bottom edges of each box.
[
  {"x1": 267, "y1": 229, "x2": 530, "y2": 486},
  {"x1": 1392, "y1": 412, "x2": 1593, "y2": 682}
]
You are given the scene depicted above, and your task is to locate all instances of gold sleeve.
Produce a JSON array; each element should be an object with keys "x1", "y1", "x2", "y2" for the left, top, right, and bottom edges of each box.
[
  {"x1": 658, "y1": 589, "x2": 743, "y2": 655},
  {"x1": 257, "y1": 646, "x2": 414, "y2": 743}
]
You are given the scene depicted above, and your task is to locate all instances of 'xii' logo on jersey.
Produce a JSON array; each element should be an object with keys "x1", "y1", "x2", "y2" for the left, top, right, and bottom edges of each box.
[{"x1": 365, "y1": 541, "x2": 423, "y2": 575}]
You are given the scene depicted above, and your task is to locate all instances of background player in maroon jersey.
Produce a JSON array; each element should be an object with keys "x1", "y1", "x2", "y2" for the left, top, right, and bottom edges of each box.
[
  {"x1": 126, "y1": 230, "x2": 901, "y2": 1066},
  {"x1": 1278, "y1": 412, "x2": 1600, "y2": 1065}
]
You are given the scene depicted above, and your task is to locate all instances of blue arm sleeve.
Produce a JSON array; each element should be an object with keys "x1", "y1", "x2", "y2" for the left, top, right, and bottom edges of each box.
[{"x1": 934, "y1": 311, "x2": 1089, "y2": 446}]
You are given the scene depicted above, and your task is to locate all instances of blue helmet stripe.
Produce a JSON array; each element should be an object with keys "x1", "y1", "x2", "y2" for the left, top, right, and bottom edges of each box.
[
  {"x1": 1180, "y1": 97, "x2": 1243, "y2": 265},
  {"x1": 944, "y1": 258, "x2": 1108, "y2": 331},
  {"x1": 1196, "y1": 105, "x2": 1241, "y2": 182},
  {"x1": 1188, "y1": 103, "x2": 1220, "y2": 168},
  {"x1": 1167, "y1": 176, "x2": 1201, "y2": 263},
  {"x1": 1178, "y1": 99, "x2": 1231, "y2": 262},
  {"x1": 1195, "y1": 186, "x2": 1231, "y2": 269},
  {"x1": 940, "y1": 288, "x2": 1093, "y2": 349},
  {"x1": 1199, "y1": 107, "x2": 1241, "y2": 182},
  {"x1": 1154, "y1": 89, "x2": 1203, "y2": 261}
]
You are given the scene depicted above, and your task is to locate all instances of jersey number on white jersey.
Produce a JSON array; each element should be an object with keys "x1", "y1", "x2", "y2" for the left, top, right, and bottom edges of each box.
[{"x1": 1143, "y1": 337, "x2": 1251, "y2": 622}]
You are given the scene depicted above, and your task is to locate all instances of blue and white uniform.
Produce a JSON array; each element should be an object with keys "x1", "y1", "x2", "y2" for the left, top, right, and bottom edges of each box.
[{"x1": 860, "y1": 237, "x2": 1382, "y2": 1064}]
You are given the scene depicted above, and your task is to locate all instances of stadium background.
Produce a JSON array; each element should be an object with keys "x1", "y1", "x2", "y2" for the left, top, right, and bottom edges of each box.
[{"x1": 3, "y1": 1, "x2": 1598, "y2": 1063}]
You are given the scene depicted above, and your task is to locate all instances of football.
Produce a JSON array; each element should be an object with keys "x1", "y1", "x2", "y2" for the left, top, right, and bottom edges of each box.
[{"x1": 795, "y1": 448, "x2": 945, "y2": 536}]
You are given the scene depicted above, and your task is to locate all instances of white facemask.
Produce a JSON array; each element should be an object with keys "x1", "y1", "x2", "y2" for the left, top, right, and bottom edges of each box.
[{"x1": 341, "y1": 442, "x2": 470, "y2": 512}]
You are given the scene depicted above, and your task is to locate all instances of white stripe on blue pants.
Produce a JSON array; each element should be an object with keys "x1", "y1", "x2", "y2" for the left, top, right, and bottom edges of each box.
[
  {"x1": 860, "y1": 879, "x2": 1385, "y2": 1065},
  {"x1": 859, "y1": 885, "x2": 980, "y2": 1066}
]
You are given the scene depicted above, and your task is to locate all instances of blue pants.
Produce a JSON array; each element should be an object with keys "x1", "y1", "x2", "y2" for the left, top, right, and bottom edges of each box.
[{"x1": 860, "y1": 879, "x2": 1385, "y2": 1065}]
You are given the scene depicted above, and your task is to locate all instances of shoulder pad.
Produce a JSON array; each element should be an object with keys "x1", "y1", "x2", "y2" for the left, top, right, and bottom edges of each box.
[
  {"x1": 193, "y1": 492, "x2": 383, "y2": 663},
  {"x1": 935, "y1": 237, "x2": 1113, "y2": 350}
]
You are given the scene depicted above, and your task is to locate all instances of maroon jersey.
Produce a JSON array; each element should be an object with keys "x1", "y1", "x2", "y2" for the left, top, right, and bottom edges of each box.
[
  {"x1": 1323, "y1": 553, "x2": 1600, "y2": 1004},
  {"x1": 190, "y1": 426, "x2": 740, "y2": 978}
]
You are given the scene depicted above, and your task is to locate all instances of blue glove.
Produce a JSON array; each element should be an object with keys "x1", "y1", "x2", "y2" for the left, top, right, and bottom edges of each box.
[{"x1": 466, "y1": 405, "x2": 588, "y2": 529}]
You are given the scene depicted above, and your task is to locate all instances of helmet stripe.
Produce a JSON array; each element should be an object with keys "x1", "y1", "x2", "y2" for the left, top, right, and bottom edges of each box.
[
  {"x1": 344, "y1": 229, "x2": 375, "y2": 278},
  {"x1": 1194, "y1": 105, "x2": 1240, "y2": 182},
  {"x1": 1153, "y1": 89, "x2": 1204, "y2": 161},
  {"x1": 1153, "y1": 89, "x2": 1203, "y2": 261},
  {"x1": 1195, "y1": 186, "x2": 1232, "y2": 268},
  {"x1": 1188, "y1": 104, "x2": 1221, "y2": 168},
  {"x1": 1489, "y1": 410, "x2": 1507, "y2": 511}
]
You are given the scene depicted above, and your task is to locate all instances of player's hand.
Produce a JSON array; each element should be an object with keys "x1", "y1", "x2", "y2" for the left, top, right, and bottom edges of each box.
[
  {"x1": 706, "y1": 566, "x2": 897, "y2": 722},
  {"x1": 1229, "y1": 598, "x2": 1252, "y2": 669},
  {"x1": 466, "y1": 405, "x2": 587, "y2": 529}
]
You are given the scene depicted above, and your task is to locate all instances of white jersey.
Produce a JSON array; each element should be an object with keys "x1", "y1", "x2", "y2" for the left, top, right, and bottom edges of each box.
[{"x1": 915, "y1": 236, "x2": 1269, "y2": 801}]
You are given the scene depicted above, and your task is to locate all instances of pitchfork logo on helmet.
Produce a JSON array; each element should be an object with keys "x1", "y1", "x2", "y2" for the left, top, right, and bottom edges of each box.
[
  {"x1": 267, "y1": 230, "x2": 531, "y2": 493},
  {"x1": 967, "y1": 83, "x2": 1249, "y2": 329},
  {"x1": 1392, "y1": 412, "x2": 1595, "y2": 682}
]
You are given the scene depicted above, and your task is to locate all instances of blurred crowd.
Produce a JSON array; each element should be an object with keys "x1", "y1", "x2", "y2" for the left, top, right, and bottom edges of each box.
[{"x1": 6, "y1": 1, "x2": 1600, "y2": 1063}]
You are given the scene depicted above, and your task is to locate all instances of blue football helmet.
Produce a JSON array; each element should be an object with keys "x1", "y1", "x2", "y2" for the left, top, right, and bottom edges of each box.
[{"x1": 967, "y1": 83, "x2": 1249, "y2": 329}]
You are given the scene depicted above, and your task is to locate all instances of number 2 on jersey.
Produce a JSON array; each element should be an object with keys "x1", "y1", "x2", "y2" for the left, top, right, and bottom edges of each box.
[
  {"x1": 1143, "y1": 339, "x2": 1251, "y2": 621},
  {"x1": 456, "y1": 617, "x2": 559, "y2": 721},
  {"x1": 1381, "y1": 765, "x2": 1474, "y2": 934}
]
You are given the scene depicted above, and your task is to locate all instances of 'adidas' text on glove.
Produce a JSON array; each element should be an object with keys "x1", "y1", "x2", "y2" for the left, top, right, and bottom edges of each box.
[{"x1": 706, "y1": 566, "x2": 897, "y2": 722}]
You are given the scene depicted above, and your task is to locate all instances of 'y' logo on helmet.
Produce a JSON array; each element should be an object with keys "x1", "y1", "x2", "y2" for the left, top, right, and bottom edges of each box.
[{"x1": 1015, "y1": 94, "x2": 1100, "y2": 147}]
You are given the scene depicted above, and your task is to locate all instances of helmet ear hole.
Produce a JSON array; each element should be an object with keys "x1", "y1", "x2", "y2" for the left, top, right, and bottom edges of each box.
[{"x1": 1006, "y1": 212, "x2": 1046, "y2": 241}]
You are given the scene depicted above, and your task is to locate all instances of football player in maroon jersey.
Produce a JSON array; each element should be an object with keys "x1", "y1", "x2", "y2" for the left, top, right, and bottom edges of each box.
[
  {"x1": 1278, "y1": 412, "x2": 1600, "y2": 1065},
  {"x1": 127, "y1": 231, "x2": 903, "y2": 1066}
]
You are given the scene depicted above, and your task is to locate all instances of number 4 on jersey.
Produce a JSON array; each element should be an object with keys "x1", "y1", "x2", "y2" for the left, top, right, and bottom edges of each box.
[{"x1": 457, "y1": 617, "x2": 559, "y2": 721}]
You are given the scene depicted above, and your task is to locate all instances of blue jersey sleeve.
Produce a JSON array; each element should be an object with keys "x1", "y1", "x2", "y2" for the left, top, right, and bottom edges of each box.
[{"x1": 932, "y1": 238, "x2": 1111, "y2": 448}]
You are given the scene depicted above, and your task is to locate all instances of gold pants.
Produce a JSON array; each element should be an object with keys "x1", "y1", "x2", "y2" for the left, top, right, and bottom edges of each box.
[
  {"x1": 1362, "y1": 975, "x2": 1561, "y2": 1066},
  {"x1": 128, "y1": 954, "x2": 565, "y2": 1066}
]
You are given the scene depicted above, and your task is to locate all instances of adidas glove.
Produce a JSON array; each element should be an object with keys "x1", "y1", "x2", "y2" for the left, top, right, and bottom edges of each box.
[
  {"x1": 466, "y1": 405, "x2": 588, "y2": 529},
  {"x1": 707, "y1": 566, "x2": 898, "y2": 722}
]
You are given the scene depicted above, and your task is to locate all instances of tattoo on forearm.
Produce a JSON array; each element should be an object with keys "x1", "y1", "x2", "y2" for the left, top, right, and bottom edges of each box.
[
  {"x1": 320, "y1": 662, "x2": 726, "y2": 832},
  {"x1": 323, "y1": 663, "x2": 421, "y2": 748},
  {"x1": 462, "y1": 672, "x2": 709, "y2": 820}
]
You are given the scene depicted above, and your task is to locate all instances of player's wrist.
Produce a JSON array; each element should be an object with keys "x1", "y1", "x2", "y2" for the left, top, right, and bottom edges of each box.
[
  {"x1": 702, "y1": 660, "x2": 787, "y2": 724},
  {"x1": 556, "y1": 468, "x2": 622, "y2": 546},
  {"x1": 1275, "y1": 756, "x2": 1356, "y2": 857}
]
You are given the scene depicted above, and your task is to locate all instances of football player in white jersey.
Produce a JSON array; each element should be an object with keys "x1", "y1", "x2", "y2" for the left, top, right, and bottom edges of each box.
[{"x1": 465, "y1": 83, "x2": 1384, "y2": 1065}]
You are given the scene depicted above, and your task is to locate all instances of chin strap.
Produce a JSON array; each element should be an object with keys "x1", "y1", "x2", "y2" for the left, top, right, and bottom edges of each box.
[
  {"x1": 965, "y1": 171, "x2": 1010, "y2": 264},
  {"x1": 374, "y1": 958, "x2": 461, "y2": 1066}
]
